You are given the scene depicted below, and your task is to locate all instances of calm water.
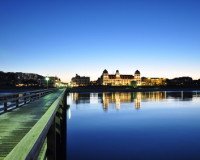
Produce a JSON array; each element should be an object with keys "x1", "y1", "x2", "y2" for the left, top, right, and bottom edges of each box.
[{"x1": 67, "y1": 91, "x2": 200, "y2": 160}]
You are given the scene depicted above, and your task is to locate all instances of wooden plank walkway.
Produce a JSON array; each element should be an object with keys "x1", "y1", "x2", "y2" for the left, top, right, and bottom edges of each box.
[{"x1": 0, "y1": 89, "x2": 64, "y2": 159}]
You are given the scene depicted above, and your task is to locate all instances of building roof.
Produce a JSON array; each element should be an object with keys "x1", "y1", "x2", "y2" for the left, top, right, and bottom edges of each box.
[
  {"x1": 103, "y1": 69, "x2": 108, "y2": 74},
  {"x1": 135, "y1": 70, "x2": 140, "y2": 74},
  {"x1": 108, "y1": 75, "x2": 134, "y2": 79},
  {"x1": 120, "y1": 75, "x2": 134, "y2": 79}
]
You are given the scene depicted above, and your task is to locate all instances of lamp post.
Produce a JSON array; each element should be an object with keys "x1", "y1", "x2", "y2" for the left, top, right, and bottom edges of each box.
[{"x1": 45, "y1": 77, "x2": 50, "y2": 89}]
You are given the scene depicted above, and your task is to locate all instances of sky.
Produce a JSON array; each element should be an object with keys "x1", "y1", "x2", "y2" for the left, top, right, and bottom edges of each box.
[{"x1": 0, "y1": 0, "x2": 200, "y2": 82}]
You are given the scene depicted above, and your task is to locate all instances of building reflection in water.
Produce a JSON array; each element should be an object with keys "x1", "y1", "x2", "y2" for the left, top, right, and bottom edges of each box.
[
  {"x1": 102, "y1": 92, "x2": 133, "y2": 110},
  {"x1": 102, "y1": 92, "x2": 167, "y2": 110},
  {"x1": 71, "y1": 93, "x2": 90, "y2": 104},
  {"x1": 134, "y1": 92, "x2": 141, "y2": 110},
  {"x1": 70, "y1": 91, "x2": 197, "y2": 111}
]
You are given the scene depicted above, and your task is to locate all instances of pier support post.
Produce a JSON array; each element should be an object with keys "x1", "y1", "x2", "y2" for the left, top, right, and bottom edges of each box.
[
  {"x1": 47, "y1": 119, "x2": 56, "y2": 160},
  {"x1": 46, "y1": 91, "x2": 68, "y2": 160}
]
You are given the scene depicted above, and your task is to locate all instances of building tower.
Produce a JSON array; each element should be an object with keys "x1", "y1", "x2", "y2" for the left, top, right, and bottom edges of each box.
[
  {"x1": 134, "y1": 70, "x2": 141, "y2": 85},
  {"x1": 103, "y1": 69, "x2": 108, "y2": 77},
  {"x1": 115, "y1": 70, "x2": 120, "y2": 78},
  {"x1": 102, "y1": 69, "x2": 109, "y2": 85}
]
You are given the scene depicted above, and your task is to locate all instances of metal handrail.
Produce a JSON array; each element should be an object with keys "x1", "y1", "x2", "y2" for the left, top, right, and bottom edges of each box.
[
  {"x1": 0, "y1": 89, "x2": 57, "y2": 114},
  {"x1": 0, "y1": 88, "x2": 55, "y2": 98}
]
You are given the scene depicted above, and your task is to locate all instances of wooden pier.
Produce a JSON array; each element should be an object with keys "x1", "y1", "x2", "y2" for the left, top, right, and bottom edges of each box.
[{"x1": 0, "y1": 88, "x2": 68, "y2": 159}]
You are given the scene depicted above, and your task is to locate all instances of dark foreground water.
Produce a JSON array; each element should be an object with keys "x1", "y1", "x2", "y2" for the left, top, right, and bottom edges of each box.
[{"x1": 67, "y1": 91, "x2": 200, "y2": 160}]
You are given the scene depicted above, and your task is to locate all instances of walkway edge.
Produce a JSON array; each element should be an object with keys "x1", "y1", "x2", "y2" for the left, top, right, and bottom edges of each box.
[{"x1": 5, "y1": 89, "x2": 66, "y2": 160}]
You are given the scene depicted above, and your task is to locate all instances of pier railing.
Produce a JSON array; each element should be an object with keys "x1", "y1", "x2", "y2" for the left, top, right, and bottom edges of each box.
[
  {"x1": 5, "y1": 89, "x2": 68, "y2": 160},
  {"x1": 0, "y1": 89, "x2": 56, "y2": 114}
]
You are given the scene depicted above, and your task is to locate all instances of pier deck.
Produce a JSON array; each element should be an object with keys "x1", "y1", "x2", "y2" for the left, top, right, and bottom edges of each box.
[{"x1": 0, "y1": 89, "x2": 64, "y2": 159}]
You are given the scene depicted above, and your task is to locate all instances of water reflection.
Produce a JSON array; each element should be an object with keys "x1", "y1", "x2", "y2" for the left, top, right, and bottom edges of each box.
[
  {"x1": 71, "y1": 93, "x2": 90, "y2": 104},
  {"x1": 67, "y1": 108, "x2": 71, "y2": 120},
  {"x1": 67, "y1": 91, "x2": 200, "y2": 160},
  {"x1": 70, "y1": 91, "x2": 200, "y2": 111},
  {"x1": 102, "y1": 92, "x2": 167, "y2": 110}
]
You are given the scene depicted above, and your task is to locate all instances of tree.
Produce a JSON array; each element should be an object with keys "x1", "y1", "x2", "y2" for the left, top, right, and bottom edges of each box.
[{"x1": 131, "y1": 81, "x2": 137, "y2": 88}]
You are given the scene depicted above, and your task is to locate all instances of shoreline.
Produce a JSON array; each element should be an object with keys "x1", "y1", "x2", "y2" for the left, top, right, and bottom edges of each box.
[
  {"x1": 1, "y1": 86, "x2": 200, "y2": 94},
  {"x1": 68, "y1": 86, "x2": 200, "y2": 93}
]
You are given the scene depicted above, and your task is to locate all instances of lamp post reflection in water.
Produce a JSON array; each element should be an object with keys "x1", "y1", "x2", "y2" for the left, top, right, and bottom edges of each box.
[{"x1": 67, "y1": 108, "x2": 71, "y2": 120}]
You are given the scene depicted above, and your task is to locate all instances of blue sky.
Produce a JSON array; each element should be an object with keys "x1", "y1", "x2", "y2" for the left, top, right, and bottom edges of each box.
[{"x1": 0, "y1": 0, "x2": 200, "y2": 82}]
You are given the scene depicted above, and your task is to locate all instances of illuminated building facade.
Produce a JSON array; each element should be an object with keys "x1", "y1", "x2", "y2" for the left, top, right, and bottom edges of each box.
[
  {"x1": 100, "y1": 69, "x2": 141, "y2": 86},
  {"x1": 48, "y1": 76, "x2": 62, "y2": 88},
  {"x1": 71, "y1": 74, "x2": 90, "y2": 86},
  {"x1": 141, "y1": 77, "x2": 167, "y2": 86}
]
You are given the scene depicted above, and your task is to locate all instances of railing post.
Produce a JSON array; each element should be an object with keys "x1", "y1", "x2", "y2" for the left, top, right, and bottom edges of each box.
[
  {"x1": 16, "y1": 94, "x2": 19, "y2": 107},
  {"x1": 4, "y1": 97, "x2": 7, "y2": 112},
  {"x1": 30, "y1": 94, "x2": 34, "y2": 102},
  {"x1": 24, "y1": 93, "x2": 27, "y2": 104},
  {"x1": 29, "y1": 94, "x2": 32, "y2": 102}
]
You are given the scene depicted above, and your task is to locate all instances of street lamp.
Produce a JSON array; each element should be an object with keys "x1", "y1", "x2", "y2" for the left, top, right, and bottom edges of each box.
[{"x1": 45, "y1": 77, "x2": 50, "y2": 89}]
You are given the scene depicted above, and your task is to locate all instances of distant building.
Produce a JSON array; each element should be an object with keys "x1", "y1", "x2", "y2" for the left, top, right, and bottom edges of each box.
[
  {"x1": 71, "y1": 74, "x2": 90, "y2": 86},
  {"x1": 0, "y1": 71, "x2": 64, "y2": 88},
  {"x1": 15, "y1": 72, "x2": 43, "y2": 81},
  {"x1": 99, "y1": 69, "x2": 141, "y2": 86},
  {"x1": 48, "y1": 76, "x2": 61, "y2": 88},
  {"x1": 142, "y1": 77, "x2": 167, "y2": 86},
  {"x1": 0, "y1": 71, "x2": 44, "y2": 87},
  {"x1": 90, "y1": 80, "x2": 98, "y2": 85},
  {"x1": 15, "y1": 72, "x2": 44, "y2": 87}
]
